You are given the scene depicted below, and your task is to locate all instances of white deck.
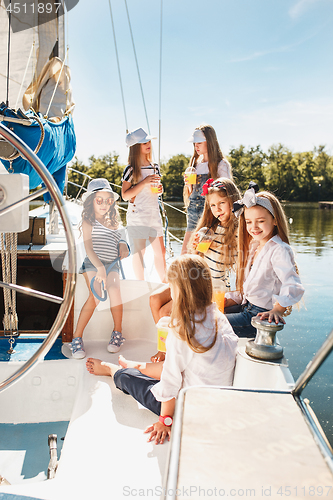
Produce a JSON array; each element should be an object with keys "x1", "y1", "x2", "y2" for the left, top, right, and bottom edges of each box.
[{"x1": 169, "y1": 387, "x2": 333, "y2": 499}]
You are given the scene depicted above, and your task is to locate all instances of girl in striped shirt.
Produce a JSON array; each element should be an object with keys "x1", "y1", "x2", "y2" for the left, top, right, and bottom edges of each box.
[{"x1": 69, "y1": 178, "x2": 128, "y2": 359}]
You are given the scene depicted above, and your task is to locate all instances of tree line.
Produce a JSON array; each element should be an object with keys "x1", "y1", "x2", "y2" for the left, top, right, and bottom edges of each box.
[{"x1": 67, "y1": 144, "x2": 333, "y2": 202}]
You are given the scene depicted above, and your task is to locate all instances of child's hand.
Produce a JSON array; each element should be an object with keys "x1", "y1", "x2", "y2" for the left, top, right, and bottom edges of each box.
[
  {"x1": 95, "y1": 267, "x2": 106, "y2": 285},
  {"x1": 144, "y1": 421, "x2": 171, "y2": 445},
  {"x1": 150, "y1": 351, "x2": 166, "y2": 363},
  {"x1": 157, "y1": 183, "x2": 163, "y2": 195},
  {"x1": 257, "y1": 308, "x2": 286, "y2": 325},
  {"x1": 118, "y1": 242, "x2": 129, "y2": 260},
  {"x1": 224, "y1": 298, "x2": 237, "y2": 309}
]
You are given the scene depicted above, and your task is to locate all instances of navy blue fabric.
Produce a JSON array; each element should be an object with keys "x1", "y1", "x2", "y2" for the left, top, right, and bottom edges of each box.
[
  {"x1": 113, "y1": 368, "x2": 161, "y2": 416},
  {"x1": 0, "y1": 109, "x2": 76, "y2": 198},
  {"x1": 225, "y1": 301, "x2": 269, "y2": 338}
]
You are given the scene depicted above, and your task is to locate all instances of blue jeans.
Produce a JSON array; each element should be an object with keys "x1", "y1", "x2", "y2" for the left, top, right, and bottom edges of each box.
[
  {"x1": 113, "y1": 368, "x2": 161, "y2": 415},
  {"x1": 225, "y1": 301, "x2": 268, "y2": 338}
]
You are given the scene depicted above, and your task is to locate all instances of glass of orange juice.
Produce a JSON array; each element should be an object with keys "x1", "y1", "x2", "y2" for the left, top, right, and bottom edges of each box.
[
  {"x1": 213, "y1": 286, "x2": 225, "y2": 313},
  {"x1": 151, "y1": 183, "x2": 159, "y2": 194},
  {"x1": 184, "y1": 166, "x2": 197, "y2": 185},
  {"x1": 156, "y1": 317, "x2": 170, "y2": 352},
  {"x1": 196, "y1": 227, "x2": 214, "y2": 254}
]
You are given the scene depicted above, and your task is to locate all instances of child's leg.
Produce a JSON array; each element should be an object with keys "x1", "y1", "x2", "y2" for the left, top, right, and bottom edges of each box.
[
  {"x1": 131, "y1": 238, "x2": 146, "y2": 280},
  {"x1": 181, "y1": 231, "x2": 192, "y2": 255},
  {"x1": 118, "y1": 355, "x2": 164, "y2": 380},
  {"x1": 86, "y1": 358, "x2": 120, "y2": 377},
  {"x1": 106, "y1": 271, "x2": 123, "y2": 332},
  {"x1": 149, "y1": 235, "x2": 167, "y2": 283},
  {"x1": 225, "y1": 303, "x2": 269, "y2": 338},
  {"x1": 73, "y1": 271, "x2": 99, "y2": 338},
  {"x1": 149, "y1": 284, "x2": 172, "y2": 323}
]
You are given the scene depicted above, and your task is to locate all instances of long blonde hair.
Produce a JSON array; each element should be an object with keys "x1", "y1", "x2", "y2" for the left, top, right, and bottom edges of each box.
[
  {"x1": 128, "y1": 143, "x2": 152, "y2": 185},
  {"x1": 236, "y1": 191, "x2": 289, "y2": 291},
  {"x1": 167, "y1": 255, "x2": 217, "y2": 354},
  {"x1": 190, "y1": 124, "x2": 230, "y2": 179},
  {"x1": 188, "y1": 178, "x2": 240, "y2": 268}
]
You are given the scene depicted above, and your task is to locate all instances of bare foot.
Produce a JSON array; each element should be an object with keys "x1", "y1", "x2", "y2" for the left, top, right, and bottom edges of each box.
[
  {"x1": 86, "y1": 358, "x2": 119, "y2": 377},
  {"x1": 118, "y1": 355, "x2": 146, "y2": 371},
  {"x1": 150, "y1": 351, "x2": 165, "y2": 363}
]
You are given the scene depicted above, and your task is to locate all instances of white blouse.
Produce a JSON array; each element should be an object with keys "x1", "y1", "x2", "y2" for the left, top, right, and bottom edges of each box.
[
  {"x1": 150, "y1": 303, "x2": 238, "y2": 402},
  {"x1": 225, "y1": 235, "x2": 304, "y2": 310},
  {"x1": 195, "y1": 159, "x2": 231, "y2": 178}
]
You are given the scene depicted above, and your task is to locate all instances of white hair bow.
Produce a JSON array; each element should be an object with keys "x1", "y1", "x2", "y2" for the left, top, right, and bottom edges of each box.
[{"x1": 233, "y1": 182, "x2": 275, "y2": 218}]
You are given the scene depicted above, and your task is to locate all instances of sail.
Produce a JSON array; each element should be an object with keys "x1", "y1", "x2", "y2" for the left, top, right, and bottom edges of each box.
[{"x1": 0, "y1": 0, "x2": 76, "y2": 194}]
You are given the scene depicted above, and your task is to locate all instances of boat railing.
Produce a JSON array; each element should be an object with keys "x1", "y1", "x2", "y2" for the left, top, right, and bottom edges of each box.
[{"x1": 0, "y1": 123, "x2": 76, "y2": 393}]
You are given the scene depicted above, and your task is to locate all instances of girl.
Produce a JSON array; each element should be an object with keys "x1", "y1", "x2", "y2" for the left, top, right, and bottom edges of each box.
[
  {"x1": 224, "y1": 183, "x2": 305, "y2": 338},
  {"x1": 181, "y1": 124, "x2": 232, "y2": 254},
  {"x1": 121, "y1": 127, "x2": 166, "y2": 282},
  {"x1": 69, "y1": 178, "x2": 129, "y2": 359},
  {"x1": 189, "y1": 177, "x2": 240, "y2": 290},
  {"x1": 149, "y1": 177, "x2": 240, "y2": 362},
  {"x1": 86, "y1": 255, "x2": 238, "y2": 445}
]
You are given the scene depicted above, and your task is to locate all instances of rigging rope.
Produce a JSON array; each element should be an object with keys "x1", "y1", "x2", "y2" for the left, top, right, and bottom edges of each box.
[
  {"x1": 1, "y1": 232, "x2": 18, "y2": 334},
  {"x1": 6, "y1": 0, "x2": 12, "y2": 106},
  {"x1": 15, "y1": 42, "x2": 35, "y2": 110},
  {"x1": 158, "y1": 0, "x2": 163, "y2": 167},
  {"x1": 44, "y1": 48, "x2": 69, "y2": 118},
  {"x1": 108, "y1": 0, "x2": 129, "y2": 133},
  {"x1": 124, "y1": 0, "x2": 150, "y2": 134}
]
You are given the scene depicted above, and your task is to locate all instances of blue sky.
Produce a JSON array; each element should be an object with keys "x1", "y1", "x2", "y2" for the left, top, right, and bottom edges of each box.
[{"x1": 67, "y1": 0, "x2": 333, "y2": 166}]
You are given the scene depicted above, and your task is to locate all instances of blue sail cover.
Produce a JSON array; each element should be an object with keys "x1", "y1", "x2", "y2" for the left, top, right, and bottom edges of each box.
[{"x1": 0, "y1": 108, "x2": 76, "y2": 200}]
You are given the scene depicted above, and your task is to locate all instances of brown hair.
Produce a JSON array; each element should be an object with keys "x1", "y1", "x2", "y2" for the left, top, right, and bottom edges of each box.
[
  {"x1": 128, "y1": 142, "x2": 152, "y2": 185},
  {"x1": 188, "y1": 178, "x2": 240, "y2": 269},
  {"x1": 167, "y1": 255, "x2": 217, "y2": 354},
  {"x1": 79, "y1": 192, "x2": 120, "y2": 235},
  {"x1": 236, "y1": 191, "x2": 289, "y2": 291}
]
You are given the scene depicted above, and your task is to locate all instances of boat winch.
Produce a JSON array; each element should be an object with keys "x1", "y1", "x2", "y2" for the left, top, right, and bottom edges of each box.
[{"x1": 245, "y1": 317, "x2": 285, "y2": 360}]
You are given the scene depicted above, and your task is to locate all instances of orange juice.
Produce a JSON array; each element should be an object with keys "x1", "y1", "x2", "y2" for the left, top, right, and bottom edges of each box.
[
  {"x1": 151, "y1": 185, "x2": 159, "y2": 194},
  {"x1": 196, "y1": 240, "x2": 211, "y2": 253},
  {"x1": 186, "y1": 173, "x2": 197, "y2": 185},
  {"x1": 157, "y1": 327, "x2": 168, "y2": 352},
  {"x1": 213, "y1": 290, "x2": 225, "y2": 313}
]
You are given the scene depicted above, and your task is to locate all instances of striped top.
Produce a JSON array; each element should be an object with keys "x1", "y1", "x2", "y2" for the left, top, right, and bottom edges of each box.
[
  {"x1": 121, "y1": 163, "x2": 161, "y2": 183},
  {"x1": 204, "y1": 225, "x2": 237, "y2": 290},
  {"x1": 91, "y1": 220, "x2": 122, "y2": 262}
]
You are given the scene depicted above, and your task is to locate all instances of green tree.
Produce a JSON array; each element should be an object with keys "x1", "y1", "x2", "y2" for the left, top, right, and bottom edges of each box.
[
  {"x1": 228, "y1": 145, "x2": 267, "y2": 192},
  {"x1": 160, "y1": 154, "x2": 190, "y2": 200},
  {"x1": 266, "y1": 144, "x2": 297, "y2": 200}
]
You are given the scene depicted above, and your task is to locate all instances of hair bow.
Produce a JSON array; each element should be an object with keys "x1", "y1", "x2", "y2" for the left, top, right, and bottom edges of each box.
[
  {"x1": 201, "y1": 178, "x2": 226, "y2": 197},
  {"x1": 233, "y1": 181, "x2": 262, "y2": 217}
]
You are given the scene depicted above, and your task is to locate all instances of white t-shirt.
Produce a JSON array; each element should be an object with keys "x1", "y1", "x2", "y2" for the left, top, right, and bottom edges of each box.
[
  {"x1": 151, "y1": 303, "x2": 238, "y2": 402},
  {"x1": 195, "y1": 158, "x2": 231, "y2": 178}
]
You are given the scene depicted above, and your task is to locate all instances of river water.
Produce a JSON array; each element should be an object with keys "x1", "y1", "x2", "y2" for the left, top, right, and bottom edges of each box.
[{"x1": 160, "y1": 201, "x2": 333, "y2": 445}]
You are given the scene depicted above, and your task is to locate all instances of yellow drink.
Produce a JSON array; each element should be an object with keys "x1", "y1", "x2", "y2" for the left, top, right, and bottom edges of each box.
[
  {"x1": 157, "y1": 327, "x2": 168, "y2": 352},
  {"x1": 196, "y1": 240, "x2": 211, "y2": 253},
  {"x1": 151, "y1": 185, "x2": 159, "y2": 194},
  {"x1": 186, "y1": 173, "x2": 197, "y2": 185},
  {"x1": 213, "y1": 290, "x2": 225, "y2": 313}
]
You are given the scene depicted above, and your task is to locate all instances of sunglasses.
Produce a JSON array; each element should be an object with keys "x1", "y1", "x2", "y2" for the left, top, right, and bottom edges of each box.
[{"x1": 94, "y1": 196, "x2": 114, "y2": 206}]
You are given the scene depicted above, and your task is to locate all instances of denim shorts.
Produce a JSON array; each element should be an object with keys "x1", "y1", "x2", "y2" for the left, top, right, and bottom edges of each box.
[
  {"x1": 79, "y1": 257, "x2": 120, "y2": 275},
  {"x1": 186, "y1": 198, "x2": 205, "y2": 231},
  {"x1": 225, "y1": 301, "x2": 269, "y2": 338}
]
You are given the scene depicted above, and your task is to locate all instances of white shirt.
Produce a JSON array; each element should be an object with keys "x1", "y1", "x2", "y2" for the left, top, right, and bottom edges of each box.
[
  {"x1": 151, "y1": 304, "x2": 238, "y2": 402},
  {"x1": 195, "y1": 159, "x2": 231, "y2": 178},
  {"x1": 225, "y1": 235, "x2": 305, "y2": 310}
]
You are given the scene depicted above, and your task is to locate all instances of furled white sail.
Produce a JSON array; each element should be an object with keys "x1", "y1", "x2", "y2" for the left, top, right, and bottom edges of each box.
[{"x1": 0, "y1": 0, "x2": 73, "y2": 118}]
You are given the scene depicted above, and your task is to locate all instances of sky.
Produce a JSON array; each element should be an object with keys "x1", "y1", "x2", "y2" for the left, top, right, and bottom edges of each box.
[{"x1": 67, "y1": 0, "x2": 333, "y2": 166}]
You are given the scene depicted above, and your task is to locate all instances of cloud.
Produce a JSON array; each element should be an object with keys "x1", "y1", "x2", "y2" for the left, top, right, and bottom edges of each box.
[{"x1": 289, "y1": 0, "x2": 322, "y2": 19}]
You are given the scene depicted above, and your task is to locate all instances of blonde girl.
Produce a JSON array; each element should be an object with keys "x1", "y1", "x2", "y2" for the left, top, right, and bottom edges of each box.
[
  {"x1": 86, "y1": 255, "x2": 238, "y2": 444},
  {"x1": 181, "y1": 124, "x2": 232, "y2": 254},
  {"x1": 121, "y1": 128, "x2": 166, "y2": 282},
  {"x1": 224, "y1": 182, "x2": 305, "y2": 338},
  {"x1": 189, "y1": 177, "x2": 240, "y2": 290},
  {"x1": 69, "y1": 178, "x2": 128, "y2": 359}
]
